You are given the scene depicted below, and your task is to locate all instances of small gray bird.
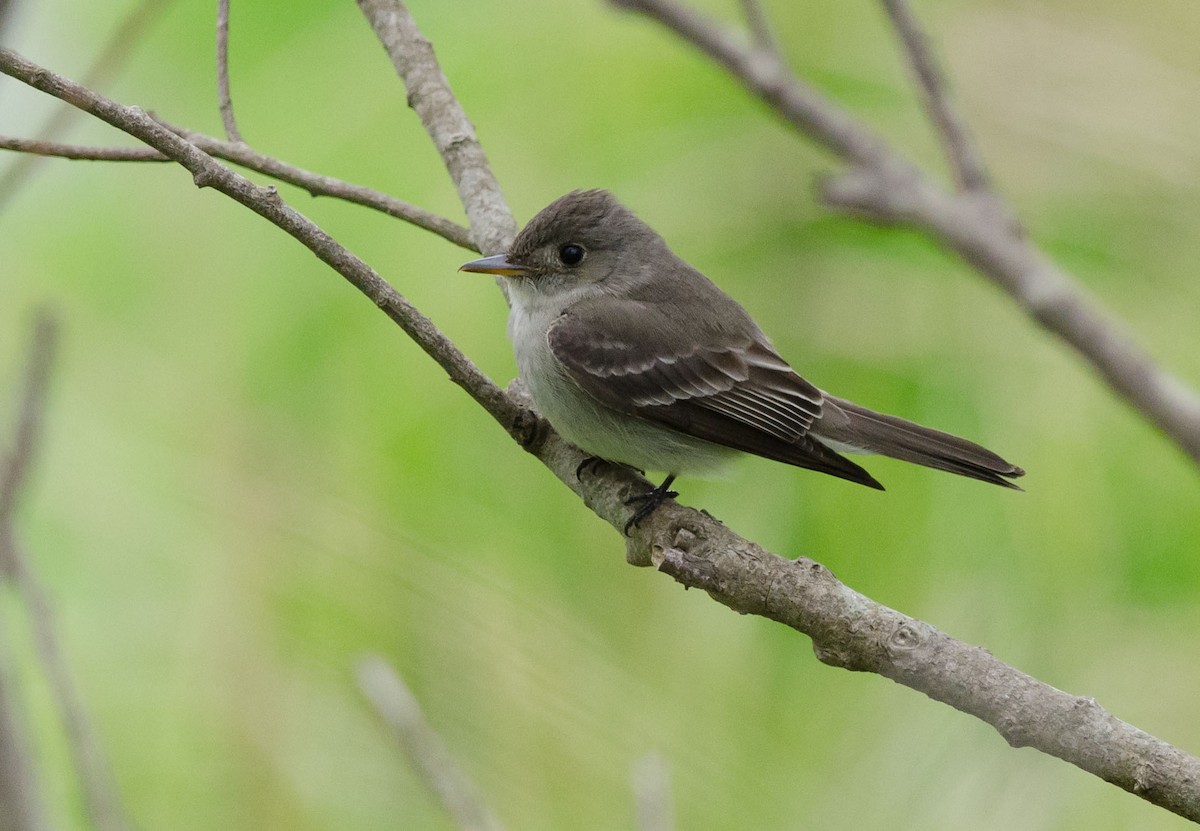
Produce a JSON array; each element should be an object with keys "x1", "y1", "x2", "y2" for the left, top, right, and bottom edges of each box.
[{"x1": 461, "y1": 190, "x2": 1023, "y2": 531}]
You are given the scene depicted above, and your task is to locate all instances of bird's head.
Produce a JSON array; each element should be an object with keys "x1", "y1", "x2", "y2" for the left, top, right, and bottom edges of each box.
[{"x1": 460, "y1": 189, "x2": 661, "y2": 298}]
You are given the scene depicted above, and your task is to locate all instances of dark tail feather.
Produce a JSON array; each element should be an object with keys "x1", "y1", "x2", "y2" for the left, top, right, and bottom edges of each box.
[{"x1": 819, "y1": 396, "x2": 1025, "y2": 490}]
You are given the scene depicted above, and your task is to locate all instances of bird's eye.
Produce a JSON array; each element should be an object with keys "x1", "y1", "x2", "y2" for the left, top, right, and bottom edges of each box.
[{"x1": 558, "y1": 243, "x2": 586, "y2": 266}]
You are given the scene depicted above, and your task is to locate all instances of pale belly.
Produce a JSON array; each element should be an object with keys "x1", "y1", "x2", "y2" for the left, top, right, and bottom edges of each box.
[{"x1": 509, "y1": 304, "x2": 736, "y2": 475}]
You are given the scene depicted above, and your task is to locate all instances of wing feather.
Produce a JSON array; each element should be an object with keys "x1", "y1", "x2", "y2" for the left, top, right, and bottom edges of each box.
[{"x1": 545, "y1": 295, "x2": 882, "y2": 488}]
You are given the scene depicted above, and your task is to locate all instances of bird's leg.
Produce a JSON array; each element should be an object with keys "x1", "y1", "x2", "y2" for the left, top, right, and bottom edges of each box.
[{"x1": 623, "y1": 474, "x2": 678, "y2": 535}]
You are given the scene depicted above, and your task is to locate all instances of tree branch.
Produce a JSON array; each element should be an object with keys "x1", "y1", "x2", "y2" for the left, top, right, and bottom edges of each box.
[
  {"x1": 632, "y1": 753, "x2": 674, "y2": 831},
  {"x1": 736, "y1": 0, "x2": 782, "y2": 60},
  {"x1": 0, "y1": 133, "x2": 476, "y2": 250},
  {"x1": 0, "y1": 616, "x2": 50, "y2": 831},
  {"x1": 0, "y1": 313, "x2": 56, "y2": 557},
  {"x1": 356, "y1": 0, "x2": 516, "y2": 256},
  {"x1": 0, "y1": 312, "x2": 132, "y2": 831},
  {"x1": 3, "y1": 12, "x2": 1200, "y2": 823},
  {"x1": 608, "y1": 0, "x2": 1200, "y2": 467},
  {"x1": 357, "y1": 657, "x2": 507, "y2": 831},
  {"x1": 879, "y1": 0, "x2": 989, "y2": 192},
  {"x1": 215, "y1": 0, "x2": 244, "y2": 143},
  {"x1": 0, "y1": 0, "x2": 174, "y2": 213}
]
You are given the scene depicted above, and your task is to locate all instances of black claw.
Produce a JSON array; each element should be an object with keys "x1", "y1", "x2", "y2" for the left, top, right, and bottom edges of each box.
[
  {"x1": 575, "y1": 456, "x2": 603, "y2": 481},
  {"x1": 622, "y1": 475, "x2": 678, "y2": 535},
  {"x1": 512, "y1": 408, "x2": 544, "y2": 450}
]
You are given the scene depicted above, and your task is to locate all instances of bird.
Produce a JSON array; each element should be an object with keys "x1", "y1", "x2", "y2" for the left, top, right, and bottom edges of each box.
[{"x1": 460, "y1": 189, "x2": 1023, "y2": 532}]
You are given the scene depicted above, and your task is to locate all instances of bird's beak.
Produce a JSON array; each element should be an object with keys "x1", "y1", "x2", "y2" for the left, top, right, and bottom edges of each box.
[{"x1": 459, "y1": 253, "x2": 530, "y2": 277}]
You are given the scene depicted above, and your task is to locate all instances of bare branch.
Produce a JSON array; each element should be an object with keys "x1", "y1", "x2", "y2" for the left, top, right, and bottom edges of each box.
[
  {"x1": 215, "y1": 0, "x2": 243, "y2": 143},
  {"x1": 608, "y1": 0, "x2": 1200, "y2": 465},
  {"x1": 0, "y1": 312, "x2": 56, "y2": 556},
  {"x1": 610, "y1": 0, "x2": 890, "y2": 168},
  {"x1": 0, "y1": 314, "x2": 132, "y2": 831},
  {"x1": 0, "y1": 635, "x2": 50, "y2": 831},
  {"x1": 356, "y1": 0, "x2": 516, "y2": 256},
  {"x1": 0, "y1": 623, "x2": 50, "y2": 831},
  {"x1": 737, "y1": 0, "x2": 782, "y2": 59},
  {"x1": 7, "y1": 538, "x2": 131, "y2": 831},
  {"x1": 357, "y1": 657, "x2": 506, "y2": 831},
  {"x1": 0, "y1": 48, "x2": 516, "y2": 441},
  {"x1": 651, "y1": 531, "x2": 1200, "y2": 820},
  {"x1": 879, "y1": 0, "x2": 988, "y2": 192},
  {"x1": 0, "y1": 0, "x2": 174, "y2": 212},
  {"x1": 0, "y1": 133, "x2": 476, "y2": 250},
  {"x1": 632, "y1": 753, "x2": 674, "y2": 831},
  {"x1": 0, "y1": 137, "x2": 164, "y2": 161}
]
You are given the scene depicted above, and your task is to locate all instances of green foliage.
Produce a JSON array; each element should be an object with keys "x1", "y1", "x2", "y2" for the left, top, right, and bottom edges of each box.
[{"x1": 2, "y1": 0, "x2": 1199, "y2": 829}]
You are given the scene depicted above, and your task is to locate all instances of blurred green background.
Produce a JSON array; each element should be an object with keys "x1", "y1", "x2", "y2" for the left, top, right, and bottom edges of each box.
[{"x1": 2, "y1": 0, "x2": 1199, "y2": 828}]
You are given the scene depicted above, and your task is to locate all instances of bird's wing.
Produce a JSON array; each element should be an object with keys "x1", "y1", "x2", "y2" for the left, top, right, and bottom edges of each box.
[{"x1": 546, "y1": 295, "x2": 882, "y2": 488}]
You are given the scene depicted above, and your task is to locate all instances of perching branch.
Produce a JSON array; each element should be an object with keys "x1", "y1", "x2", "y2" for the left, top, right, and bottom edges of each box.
[
  {"x1": 3, "y1": 0, "x2": 1200, "y2": 823},
  {"x1": 357, "y1": 657, "x2": 507, "y2": 831},
  {"x1": 608, "y1": 0, "x2": 1200, "y2": 467},
  {"x1": 0, "y1": 313, "x2": 132, "y2": 831},
  {"x1": 0, "y1": 133, "x2": 476, "y2": 250}
]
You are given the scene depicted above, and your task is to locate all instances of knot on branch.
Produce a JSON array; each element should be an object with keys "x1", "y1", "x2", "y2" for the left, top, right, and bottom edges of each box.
[
  {"x1": 886, "y1": 620, "x2": 925, "y2": 654},
  {"x1": 653, "y1": 532, "x2": 718, "y2": 590},
  {"x1": 819, "y1": 163, "x2": 920, "y2": 223}
]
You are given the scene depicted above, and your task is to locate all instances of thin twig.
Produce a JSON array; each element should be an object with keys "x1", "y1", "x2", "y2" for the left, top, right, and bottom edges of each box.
[
  {"x1": 879, "y1": 0, "x2": 988, "y2": 191},
  {"x1": 356, "y1": 0, "x2": 516, "y2": 256},
  {"x1": 0, "y1": 138, "x2": 165, "y2": 161},
  {"x1": 0, "y1": 312, "x2": 56, "y2": 559},
  {"x1": 0, "y1": 313, "x2": 132, "y2": 831},
  {"x1": 0, "y1": 0, "x2": 14, "y2": 42},
  {"x1": 0, "y1": 0, "x2": 174, "y2": 213},
  {"x1": 4, "y1": 38, "x2": 1200, "y2": 824},
  {"x1": 0, "y1": 615, "x2": 50, "y2": 831},
  {"x1": 611, "y1": 0, "x2": 890, "y2": 168},
  {"x1": 737, "y1": 0, "x2": 781, "y2": 59},
  {"x1": 608, "y1": 0, "x2": 1200, "y2": 466},
  {"x1": 0, "y1": 48, "x2": 514, "y2": 436},
  {"x1": 215, "y1": 0, "x2": 243, "y2": 143},
  {"x1": 8, "y1": 538, "x2": 131, "y2": 831},
  {"x1": 0, "y1": 133, "x2": 476, "y2": 250},
  {"x1": 632, "y1": 753, "x2": 674, "y2": 831},
  {"x1": 357, "y1": 657, "x2": 506, "y2": 831}
]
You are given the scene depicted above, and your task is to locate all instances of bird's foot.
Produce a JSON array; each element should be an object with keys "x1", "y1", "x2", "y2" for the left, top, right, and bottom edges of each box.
[
  {"x1": 575, "y1": 456, "x2": 605, "y2": 481},
  {"x1": 512, "y1": 408, "x2": 546, "y2": 450},
  {"x1": 576, "y1": 457, "x2": 645, "y2": 481},
  {"x1": 623, "y1": 475, "x2": 678, "y2": 535}
]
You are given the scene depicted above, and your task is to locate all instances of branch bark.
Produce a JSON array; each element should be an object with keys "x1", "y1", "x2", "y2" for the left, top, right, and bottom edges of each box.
[
  {"x1": 0, "y1": 133, "x2": 476, "y2": 250},
  {"x1": 3, "y1": 1, "x2": 1200, "y2": 821},
  {"x1": 1, "y1": 313, "x2": 131, "y2": 831},
  {"x1": 879, "y1": 0, "x2": 989, "y2": 192},
  {"x1": 608, "y1": 0, "x2": 1200, "y2": 467},
  {"x1": 0, "y1": 0, "x2": 175, "y2": 213},
  {"x1": 357, "y1": 657, "x2": 507, "y2": 831},
  {"x1": 356, "y1": 0, "x2": 516, "y2": 256},
  {"x1": 215, "y1": 0, "x2": 243, "y2": 143}
]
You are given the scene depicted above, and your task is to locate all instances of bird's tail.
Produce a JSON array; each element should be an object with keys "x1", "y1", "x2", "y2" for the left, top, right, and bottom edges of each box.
[{"x1": 818, "y1": 395, "x2": 1025, "y2": 489}]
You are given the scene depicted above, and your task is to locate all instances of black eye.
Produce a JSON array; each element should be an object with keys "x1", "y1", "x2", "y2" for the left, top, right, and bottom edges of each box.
[{"x1": 558, "y1": 243, "x2": 585, "y2": 266}]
